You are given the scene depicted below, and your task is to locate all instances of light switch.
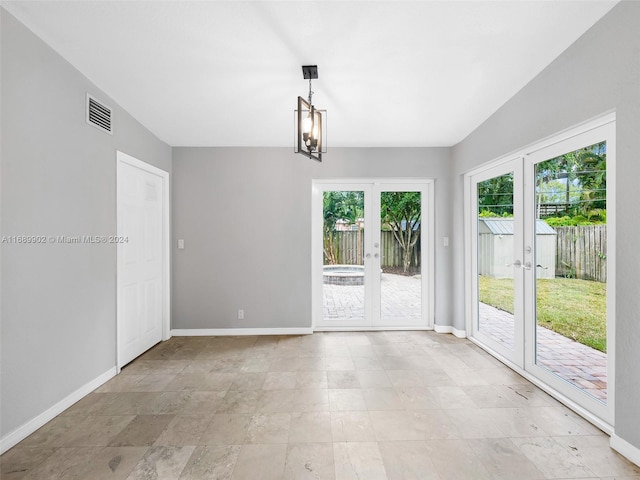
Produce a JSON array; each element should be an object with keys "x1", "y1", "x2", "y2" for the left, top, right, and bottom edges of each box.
[
  {"x1": 443, "y1": 236, "x2": 449, "y2": 247},
  {"x1": 178, "y1": 239, "x2": 185, "y2": 249}
]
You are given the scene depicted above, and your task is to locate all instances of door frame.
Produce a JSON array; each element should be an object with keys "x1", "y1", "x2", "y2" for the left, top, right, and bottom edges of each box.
[
  {"x1": 312, "y1": 178, "x2": 435, "y2": 331},
  {"x1": 116, "y1": 151, "x2": 171, "y2": 372},
  {"x1": 463, "y1": 112, "x2": 616, "y2": 431}
]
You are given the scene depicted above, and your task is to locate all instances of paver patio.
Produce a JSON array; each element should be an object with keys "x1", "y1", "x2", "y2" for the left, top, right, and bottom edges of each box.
[
  {"x1": 323, "y1": 273, "x2": 421, "y2": 322},
  {"x1": 324, "y1": 273, "x2": 607, "y2": 402}
]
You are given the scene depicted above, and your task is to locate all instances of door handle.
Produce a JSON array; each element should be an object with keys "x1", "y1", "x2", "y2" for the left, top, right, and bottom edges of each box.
[
  {"x1": 374, "y1": 253, "x2": 379, "y2": 258},
  {"x1": 523, "y1": 262, "x2": 532, "y2": 270},
  {"x1": 507, "y1": 260, "x2": 522, "y2": 268},
  {"x1": 365, "y1": 253, "x2": 371, "y2": 259}
]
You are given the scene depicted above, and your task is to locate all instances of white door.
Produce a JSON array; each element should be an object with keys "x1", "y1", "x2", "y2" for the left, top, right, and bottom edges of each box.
[
  {"x1": 315, "y1": 183, "x2": 372, "y2": 329},
  {"x1": 313, "y1": 179, "x2": 433, "y2": 330},
  {"x1": 373, "y1": 183, "x2": 432, "y2": 328},
  {"x1": 523, "y1": 121, "x2": 615, "y2": 426},
  {"x1": 468, "y1": 158, "x2": 525, "y2": 366},
  {"x1": 117, "y1": 152, "x2": 168, "y2": 367},
  {"x1": 467, "y1": 116, "x2": 615, "y2": 428}
]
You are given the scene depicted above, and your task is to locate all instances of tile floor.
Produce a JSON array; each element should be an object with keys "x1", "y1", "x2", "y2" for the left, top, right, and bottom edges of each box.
[
  {"x1": 2, "y1": 331, "x2": 639, "y2": 480},
  {"x1": 325, "y1": 275, "x2": 608, "y2": 399}
]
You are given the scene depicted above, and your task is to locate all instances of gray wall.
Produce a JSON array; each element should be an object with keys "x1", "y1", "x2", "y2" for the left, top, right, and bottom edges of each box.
[
  {"x1": 4, "y1": 0, "x2": 640, "y2": 459},
  {"x1": 451, "y1": 1, "x2": 640, "y2": 448},
  {"x1": 171, "y1": 147, "x2": 452, "y2": 330},
  {"x1": 0, "y1": 9, "x2": 171, "y2": 438}
]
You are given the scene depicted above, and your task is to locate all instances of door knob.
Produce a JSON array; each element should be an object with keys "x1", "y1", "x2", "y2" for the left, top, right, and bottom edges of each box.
[
  {"x1": 365, "y1": 253, "x2": 371, "y2": 259},
  {"x1": 374, "y1": 253, "x2": 379, "y2": 258}
]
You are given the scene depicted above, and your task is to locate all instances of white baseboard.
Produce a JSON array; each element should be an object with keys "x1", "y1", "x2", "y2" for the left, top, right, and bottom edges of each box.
[
  {"x1": 0, "y1": 367, "x2": 116, "y2": 455},
  {"x1": 171, "y1": 327, "x2": 313, "y2": 336},
  {"x1": 434, "y1": 324, "x2": 467, "y2": 338},
  {"x1": 314, "y1": 326, "x2": 433, "y2": 332},
  {"x1": 611, "y1": 434, "x2": 640, "y2": 467}
]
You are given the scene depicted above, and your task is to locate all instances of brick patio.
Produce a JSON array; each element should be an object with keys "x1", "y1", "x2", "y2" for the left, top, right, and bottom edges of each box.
[
  {"x1": 324, "y1": 273, "x2": 607, "y2": 402},
  {"x1": 323, "y1": 273, "x2": 421, "y2": 323}
]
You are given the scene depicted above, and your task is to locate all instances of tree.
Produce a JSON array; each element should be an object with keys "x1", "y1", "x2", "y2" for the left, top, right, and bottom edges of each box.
[
  {"x1": 380, "y1": 192, "x2": 421, "y2": 273},
  {"x1": 536, "y1": 141, "x2": 606, "y2": 220},
  {"x1": 477, "y1": 173, "x2": 514, "y2": 216},
  {"x1": 537, "y1": 179, "x2": 580, "y2": 205},
  {"x1": 575, "y1": 142, "x2": 606, "y2": 216},
  {"x1": 323, "y1": 191, "x2": 364, "y2": 264},
  {"x1": 476, "y1": 141, "x2": 606, "y2": 223}
]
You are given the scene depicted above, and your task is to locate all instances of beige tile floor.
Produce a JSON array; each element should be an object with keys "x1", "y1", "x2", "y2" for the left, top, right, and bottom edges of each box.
[
  {"x1": 2, "y1": 331, "x2": 639, "y2": 479},
  {"x1": 325, "y1": 276, "x2": 608, "y2": 400}
]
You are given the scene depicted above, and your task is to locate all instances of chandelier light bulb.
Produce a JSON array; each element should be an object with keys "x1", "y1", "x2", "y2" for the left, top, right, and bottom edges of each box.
[{"x1": 302, "y1": 114, "x2": 313, "y2": 134}]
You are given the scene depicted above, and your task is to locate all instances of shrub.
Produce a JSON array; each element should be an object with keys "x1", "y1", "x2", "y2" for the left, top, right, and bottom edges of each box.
[{"x1": 544, "y1": 213, "x2": 606, "y2": 226}]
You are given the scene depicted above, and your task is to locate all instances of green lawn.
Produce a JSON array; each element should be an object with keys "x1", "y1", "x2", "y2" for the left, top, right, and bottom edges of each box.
[{"x1": 479, "y1": 276, "x2": 607, "y2": 352}]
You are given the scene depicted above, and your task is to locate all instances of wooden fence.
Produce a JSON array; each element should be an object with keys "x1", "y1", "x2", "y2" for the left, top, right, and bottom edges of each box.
[
  {"x1": 327, "y1": 226, "x2": 606, "y2": 281},
  {"x1": 554, "y1": 225, "x2": 607, "y2": 282},
  {"x1": 326, "y1": 230, "x2": 421, "y2": 268}
]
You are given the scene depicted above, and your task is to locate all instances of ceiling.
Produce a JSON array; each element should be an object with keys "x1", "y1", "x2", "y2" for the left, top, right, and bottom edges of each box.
[{"x1": 3, "y1": 1, "x2": 618, "y2": 148}]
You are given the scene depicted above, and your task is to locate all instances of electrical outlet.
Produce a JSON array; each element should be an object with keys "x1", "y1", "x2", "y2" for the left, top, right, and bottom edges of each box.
[{"x1": 238, "y1": 309, "x2": 244, "y2": 320}]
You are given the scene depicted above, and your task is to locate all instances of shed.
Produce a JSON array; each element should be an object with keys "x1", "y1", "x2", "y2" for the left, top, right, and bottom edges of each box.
[{"x1": 478, "y1": 218, "x2": 556, "y2": 279}]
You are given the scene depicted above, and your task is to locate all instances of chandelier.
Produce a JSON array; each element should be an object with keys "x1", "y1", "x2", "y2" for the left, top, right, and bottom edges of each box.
[{"x1": 295, "y1": 65, "x2": 326, "y2": 162}]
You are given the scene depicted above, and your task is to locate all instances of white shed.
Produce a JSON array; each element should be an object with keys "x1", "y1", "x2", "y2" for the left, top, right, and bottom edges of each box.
[{"x1": 478, "y1": 218, "x2": 556, "y2": 279}]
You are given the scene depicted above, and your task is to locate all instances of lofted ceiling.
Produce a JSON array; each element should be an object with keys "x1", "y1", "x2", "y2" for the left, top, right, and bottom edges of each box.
[{"x1": 3, "y1": 1, "x2": 618, "y2": 147}]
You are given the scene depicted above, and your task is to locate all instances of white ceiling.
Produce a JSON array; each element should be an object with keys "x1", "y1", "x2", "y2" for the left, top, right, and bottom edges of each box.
[{"x1": 4, "y1": 1, "x2": 618, "y2": 147}]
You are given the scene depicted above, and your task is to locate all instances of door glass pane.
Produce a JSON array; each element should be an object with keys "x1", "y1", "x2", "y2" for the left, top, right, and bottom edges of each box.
[
  {"x1": 322, "y1": 191, "x2": 366, "y2": 324},
  {"x1": 534, "y1": 141, "x2": 607, "y2": 403},
  {"x1": 477, "y1": 172, "x2": 515, "y2": 351},
  {"x1": 380, "y1": 191, "x2": 422, "y2": 324}
]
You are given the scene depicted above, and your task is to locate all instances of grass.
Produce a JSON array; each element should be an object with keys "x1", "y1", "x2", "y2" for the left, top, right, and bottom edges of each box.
[{"x1": 479, "y1": 276, "x2": 607, "y2": 353}]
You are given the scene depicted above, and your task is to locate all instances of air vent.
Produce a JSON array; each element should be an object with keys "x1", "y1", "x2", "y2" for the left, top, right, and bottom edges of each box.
[{"x1": 86, "y1": 93, "x2": 113, "y2": 135}]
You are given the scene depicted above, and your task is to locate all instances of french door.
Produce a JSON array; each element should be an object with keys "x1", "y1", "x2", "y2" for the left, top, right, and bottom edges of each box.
[
  {"x1": 467, "y1": 116, "x2": 615, "y2": 428},
  {"x1": 469, "y1": 159, "x2": 524, "y2": 365},
  {"x1": 312, "y1": 180, "x2": 434, "y2": 330}
]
